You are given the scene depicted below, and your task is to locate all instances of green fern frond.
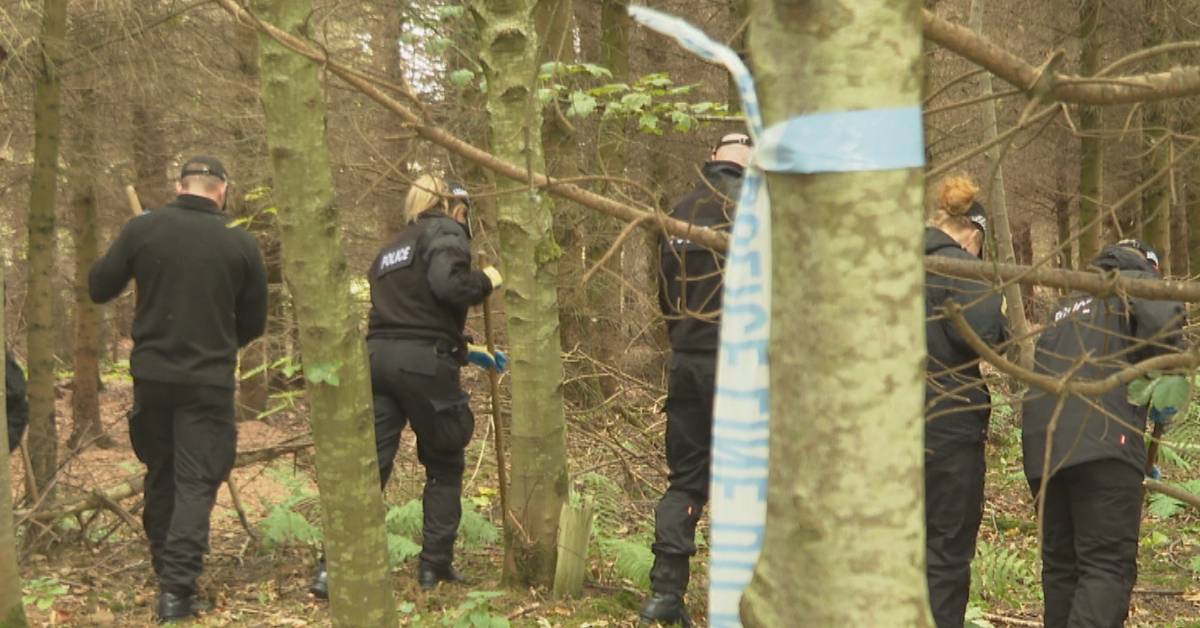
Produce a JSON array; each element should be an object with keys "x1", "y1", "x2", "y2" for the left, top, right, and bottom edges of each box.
[
  {"x1": 1148, "y1": 492, "x2": 1184, "y2": 520},
  {"x1": 603, "y1": 538, "x2": 653, "y2": 589},
  {"x1": 387, "y1": 534, "x2": 422, "y2": 566},
  {"x1": 261, "y1": 508, "x2": 322, "y2": 549},
  {"x1": 458, "y1": 500, "x2": 499, "y2": 547}
]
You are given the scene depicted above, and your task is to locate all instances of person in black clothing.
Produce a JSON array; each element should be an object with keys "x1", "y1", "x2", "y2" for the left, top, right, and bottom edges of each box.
[
  {"x1": 89, "y1": 156, "x2": 269, "y2": 623},
  {"x1": 309, "y1": 175, "x2": 505, "y2": 598},
  {"x1": 1023, "y1": 239, "x2": 1185, "y2": 628},
  {"x1": 923, "y1": 175, "x2": 1010, "y2": 628},
  {"x1": 6, "y1": 349, "x2": 29, "y2": 453},
  {"x1": 639, "y1": 134, "x2": 750, "y2": 628}
]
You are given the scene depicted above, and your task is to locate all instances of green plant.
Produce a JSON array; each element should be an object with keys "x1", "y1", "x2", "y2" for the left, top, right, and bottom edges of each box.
[
  {"x1": 384, "y1": 498, "x2": 499, "y2": 566},
  {"x1": 577, "y1": 472, "x2": 656, "y2": 588},
  {"x1": 444, "y1": 591, "x2": 509, "y2": 628},
  {"x1": 259, "y1": 466, "x2": 321, "y2": 549},
  {"x1": 23, "y1": 576, "x2": 69, "y2": 611},
  {"x1": 970, "y1": 541, "x2": 1037, "y2": 607}
]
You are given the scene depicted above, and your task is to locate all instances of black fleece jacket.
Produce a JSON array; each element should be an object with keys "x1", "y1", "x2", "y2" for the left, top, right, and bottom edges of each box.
[
  {"x1": 924, "y1": 227, "x2": 1010, "y2": 459},
  {"x1": 1023, "y1": 245, "x2": 1186, "y2": 479},
  {"x1": 89, "y1": 194, "x2": 268, "y2": 389},
  {"x1": 659, "y1": 161, "x2": 744, "y2": 353}
]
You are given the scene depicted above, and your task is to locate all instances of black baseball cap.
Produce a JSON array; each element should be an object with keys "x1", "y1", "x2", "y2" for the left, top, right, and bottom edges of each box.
[
  {"x1": 179, "y1": 156, "x2": 228, "y2": 183},
  {"x1": 1116, "y1": 238, "x2": 1160, "y2": 269},
  {"x1": 965, "y1": 200, "x2": 987, "y2": 237}
]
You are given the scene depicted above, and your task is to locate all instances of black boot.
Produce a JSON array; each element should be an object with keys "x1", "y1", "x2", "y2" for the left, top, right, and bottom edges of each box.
[
  {"x1": 157, "y1": 592, "x2": 194, "y2": 624},
  {"x1": 638, "y1": 593, "x2": 693, "y2": 627},
  {"x1": 309, "y1": 559, "x2": 329, "y2": 599},
  {"x1": 189, "y1": 597, "x2": 213, "y2": 614},
  {"x1": 418, "y1": 562, "x2": 467, "y2": 590}
]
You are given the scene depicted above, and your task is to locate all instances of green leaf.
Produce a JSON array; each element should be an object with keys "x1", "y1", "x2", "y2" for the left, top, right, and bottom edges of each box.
[
  {"x1": 620, "y1": 92, "x2": 652, "y2": 111},
  {"x1": 579, "y1": 63, "x2": 613, "y2": 78},
  {"x1": 428, "y1": 37, "x2": 454, "y2": 54},
  {"x1": 1148, "y1": 492, "x2": 1184, "y2": 520},
  {"x1": 1151, "y1": 375, "x2": 1190, "y2": 410},
  {"x1": 638, "y1": 114, "x2": 662, "y2": 135},
  {"x1": 668, "y1": 109, "x2": 697, "y2": 132},
  {"x1": 304, "y1": 361, "x2": 341, "y2": 387},
  {"x1": 587, "y1": 83, "x2": 630, "y2": 96},
  {"x1": 436, "y1": 5, "x2": 465, "y2": 19},
  {"x1": 449, "y1": 69, "x2": 475, "y2": 87},
  {"x1": 1128, "y1": 376, "x2": 1156, "y2": 406},
  {"x1": 538, "y1": 61, "x2": 568, "y2": 80},
  {"x1": 567, "y1": 91, "x2": 597, "y2": 117}
]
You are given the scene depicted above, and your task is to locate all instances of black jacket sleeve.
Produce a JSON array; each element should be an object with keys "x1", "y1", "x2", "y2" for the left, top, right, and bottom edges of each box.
[
  {"x1": 6, "y1": 349, "x2": 28, "y2": 453},
  {"x1": 235, "y1": 232, "x2": 270, "y2": 347},
  {"x1": 941, "y1": 276, "x2": 1010, "y2": 352},
  {"x1": 1129, "y1": 296, "x2": 1186, "y2": 361},
  {"x1": 88, "y1": 219, "x2": 141, "y2": 304},
  {"x1": 424, "y1": 222, "x2": 492, "y2": 308}
]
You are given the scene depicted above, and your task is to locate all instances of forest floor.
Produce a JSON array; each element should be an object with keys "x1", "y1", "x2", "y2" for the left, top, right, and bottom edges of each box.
[{"x1": 9, "y1": 369, "x2": 1200, "y2": 627}]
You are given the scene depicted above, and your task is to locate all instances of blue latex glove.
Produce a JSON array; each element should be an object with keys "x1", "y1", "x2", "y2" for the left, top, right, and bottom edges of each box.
[
  {"x1": 1147, "y1": 465, "x2": 1163, "y2": 481},
  {"x1": 1150, "y1": 406, "x2": 1178, "y2": 426},
  {"x1": 467, "y1": 344, "x2": 508, "y2": 373}
]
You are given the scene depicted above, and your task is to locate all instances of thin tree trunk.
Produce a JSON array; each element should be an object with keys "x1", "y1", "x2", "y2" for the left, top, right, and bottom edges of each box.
[
  {"x1": 1142, "y1": 0, "x2": 1171, "y2": 274},
  {"x1": 969, "y1": 0, "x2": 1031, "y2": 366},
  {"x1": 1055, "y1": 192, "x2": 1074, "y2": 271},
  {"x1": 0, "y1": 255, "x2": 28, "y2": 628},
  {"x1": 1078, "y1": 0, "x2": 1104, "y2": 261},
  {"x1": 254, "y1": 0, "x2": 398, "y2": 625},
  {"x1": 475, "y1": 0, "x2": 570, "y2": 587},
  {"x1": 741, "y1": 0, "x2": 934, "y2": 625},
  {"x1": 1171, "y1": 187, "x2": 1188, "y2": 277},
  {"x1": 68, "y1": 85, "x2": 109, "y2": 450},
  {"x1": 25, "y1": 0, "x2": 69, "y2": 498},
  {"x1": 598, "y1": 0, "x2": 629, "y2": 180}
]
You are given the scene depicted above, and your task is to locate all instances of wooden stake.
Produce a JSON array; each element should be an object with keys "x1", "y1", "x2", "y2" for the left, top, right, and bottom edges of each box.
[
  {"x1": 552, "y1": 495, "x2": 593, "y2": 599},
  {"x1": 482, "y1": 299, "x2": 510, "y2": 530}
]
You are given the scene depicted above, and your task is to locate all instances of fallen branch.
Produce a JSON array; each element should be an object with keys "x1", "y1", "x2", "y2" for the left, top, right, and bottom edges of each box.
[
  {"x1": 14, "y1": 438, "x2": 313, "y2": 523},
  {"x1": 981, "y1": 612, "x2": 1041, "y2": 627}
]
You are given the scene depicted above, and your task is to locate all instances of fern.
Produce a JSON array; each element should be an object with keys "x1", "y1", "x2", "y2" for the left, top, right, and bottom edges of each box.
[
  {"x1": 971, "y1": 541, "x2": 1036, "y2": 607},
  {"x1": 603, "y1": 538, "x2": 654, "y2": 589},
  {"x1": 262, "y1": 508, "x2": 322, "y2": 549},
  {"x1": 1148, "y1": 492, "x2": 1184, "y2": 520},
  {"x1": 383, "y1": 497, "x2": 499, "y2": 563}
]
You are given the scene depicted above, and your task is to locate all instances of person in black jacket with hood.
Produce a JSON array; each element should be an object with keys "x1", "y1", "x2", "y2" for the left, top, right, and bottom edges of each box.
[
  {"x1": 924, "y1": 174, "x2": 1010, "y2": 628},
  {"x1": 309, "y1": 175, "x2": 506, "y2": 598},
  {"x1": 6, "y1": 349, "x2": 29, "y2": 453},
  {"x1": 639, "y1": 133, "x2": 751, "y2": 628},
  {"x1": 89, "y1": 156, "x2": 269, "y2": 623},
  {"x1": 1023, "y1": 239, "x2": 1185, "y2": 628}
]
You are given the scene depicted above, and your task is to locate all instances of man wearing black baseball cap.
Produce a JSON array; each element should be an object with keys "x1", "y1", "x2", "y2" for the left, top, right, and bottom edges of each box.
[{"x1": 89, "y1": 156, "x2": 268, "y2": 622}]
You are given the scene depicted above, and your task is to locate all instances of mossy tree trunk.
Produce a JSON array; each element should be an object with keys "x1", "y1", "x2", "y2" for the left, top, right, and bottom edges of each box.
[
  {"x1": 254, "y1": 1, "x2": 398, "y2": 625},
  {"x1": 25, "y1": 0, "x2": 69, "y2": 498},
  {"x1": 0, "y1": 262, "x2": 28, "y2": 628},
  {"x1": 473, "y1": 0, "x2": 570, "y2": 587},
  {"x1": 740, "y1": 0, "x2": 934, "y2": 625},
  {"x1": 1141, "y1": 0, "x2": 1171, "y2": 274},
  {"x1": 1078, "y1": 0, "x2": 1104, "y2": 261}
]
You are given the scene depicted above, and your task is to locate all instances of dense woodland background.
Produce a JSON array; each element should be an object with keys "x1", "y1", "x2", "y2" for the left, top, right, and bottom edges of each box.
[{"x1": 5, "y1": 0, "x2": 1200, "y2": 626}]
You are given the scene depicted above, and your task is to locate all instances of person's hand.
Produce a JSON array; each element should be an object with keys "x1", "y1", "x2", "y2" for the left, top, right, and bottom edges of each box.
[
  {"x1": 467, "y1": 344, "x2": 508, "y2": 373},
  {"x1": 1150, "y1": 406, "x2": 1178, "y2": 427},
  {"x1": 482, "y1": 266, "x2": 503, "y2": 291}
]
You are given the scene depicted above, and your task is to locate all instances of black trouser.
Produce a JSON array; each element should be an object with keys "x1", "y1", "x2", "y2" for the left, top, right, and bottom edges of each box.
[
  {"x1": 650, "y1": 350, "x2": 716, "y2": 596},
  {"x1": 925, "y1": 441, "x2": 986, "y2": 628},
  {"x1": 128, "y1": 380, "x2": 237, "y2": 597},
  {"x1": 369, "y1": 338, "x2": 474, "y2": 568},
  {"x1": 1029, "y1": 459, "x2": 1143, "y2": 628}
]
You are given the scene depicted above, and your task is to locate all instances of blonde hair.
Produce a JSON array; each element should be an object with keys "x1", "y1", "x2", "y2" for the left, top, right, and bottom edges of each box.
[
  {"x1": 929, "y1": 174, "x2": 978, "y2": 234},
  {"x1": 403, "y1": 175, "x2": 450, "y2": 225}
]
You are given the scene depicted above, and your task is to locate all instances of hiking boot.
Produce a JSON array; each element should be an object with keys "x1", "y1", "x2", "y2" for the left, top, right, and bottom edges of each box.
[
  {"x1": 309, "y1": 565, "x2": 329, "y2": 599},
  {"x1": 638, "y1": 592, "x2": 693, "y2": 627},
  {"x1": 418, "y1": 563, "x2": 467, "y2": 590},
  {"x1": 157, "y1": 592, "x2": 194, "y2": 624}
]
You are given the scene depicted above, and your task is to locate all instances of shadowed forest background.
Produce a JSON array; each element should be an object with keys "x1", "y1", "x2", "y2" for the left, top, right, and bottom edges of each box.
[{"x1": 5, "y1": 0, "x2": 1200, "y2": 626}]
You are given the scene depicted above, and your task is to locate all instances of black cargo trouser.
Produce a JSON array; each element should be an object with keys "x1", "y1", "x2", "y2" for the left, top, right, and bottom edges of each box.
[
  {"x1": 650, "y1": 350, "x2": 716, "y2": 596},
  {"x1": 369, "y1": 337, "x2": 474, "y2": 568},
  {"x1": 925, "y1": 441, "x2": 986, "y2": 628},
  {"x1": 1029, "y1": 459, "x2": 1143, "y2": 628},
  {"x1": 129, "y1": 380, "x2": 237, "y2": 597}
]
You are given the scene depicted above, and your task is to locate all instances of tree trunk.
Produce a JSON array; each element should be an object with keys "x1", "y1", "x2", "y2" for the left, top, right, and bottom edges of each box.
[
  {"x1": 598, "y1": 0, "x2": 630, "y2": 180},
  {"x1": 968, "y1": 0, "x2": 1031, "y2": 366},
  {"x1": 1141, "y1": 0, "x2": 1171, "y2": 274},
  {"x1": 474, "y1": 0, "x2": 570, "y2": 587},
  {"x1": 68, "y1": 85, "x2": 109, "y2": 450},
  {"x1": 1078, "y1": 0, "x2": 1104, "y2": 261},
  {"x1": 1171, "y1": 187, "x2": 1188, "y2": 277},
  {"x1": 740, "y1": 0, "x2": 934, "y2": 626},
  {"x1": 0, "y1": 263, "x2": 28, "y2": 628},
  {"x1": 1055, "y1": 192, "x2": 1074, "y2": 271},
  {"x1": 254, "y1": 1, "x2": 398, "y2": 625},
  {"x1": 25, "y1": 0, "x2": 69, "y2": 498}
]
